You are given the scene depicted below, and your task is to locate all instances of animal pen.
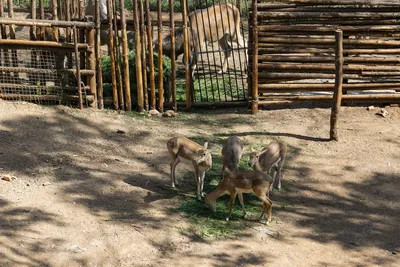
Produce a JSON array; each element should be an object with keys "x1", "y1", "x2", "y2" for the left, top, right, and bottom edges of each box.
[
  {"x1": 0, "y1": 0, "x2": 96, "y2": 108},
  {"x1": 0, "y1": 0, "x2": 400, "y2": 113}
]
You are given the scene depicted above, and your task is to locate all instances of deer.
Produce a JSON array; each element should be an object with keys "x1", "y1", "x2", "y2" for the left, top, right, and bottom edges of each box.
[
  {"x1": 167, "y1": 136, "x2": 212, "y2": 200},
  {"x1": 248, "y1": 140, "x2": 287, "y2": 192},
  {"x1": 205, "y1": 169, "x2": 273, "y2": 224},
  {"x1": 221, "y1": 136, "x2": 243, "y2": 181}
]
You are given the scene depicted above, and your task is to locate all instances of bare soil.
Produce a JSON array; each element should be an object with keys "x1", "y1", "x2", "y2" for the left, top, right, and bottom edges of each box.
[{"x1": 0, "y1": 101, "x2": 399, "y2": 267}]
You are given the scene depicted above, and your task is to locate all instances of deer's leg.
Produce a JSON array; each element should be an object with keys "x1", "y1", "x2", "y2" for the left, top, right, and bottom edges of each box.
[
  {"x1": 259, "y1": 195, "x2": 273, "y2": 225},
  {"x1": 193, "y1": 165, "x2": 201, "y2": 200},
  {"x1": 269, "y1": 166, "x2": 277, "y2": 192},
  {"x1": 170, "y1": 155, "x2": 180, "y2": 187},
  {"x1": 200, "y1": 171, "x2": 206, "y2": 197},
  {"x1": 277, "y1": 160, "x2": 284, "y2": 191},
  {"x1": 237, "y1": 192, "x2": 246, "y2": 218},
  {"x1": 226, "y1": 191, "x2": 237, "y2": 221},
  {"x1": 218, "y1": 35, "x2": 232, "y2": 74},
  {"x1": 220, "y1": 164, "x2": 225, "y2": 181}
]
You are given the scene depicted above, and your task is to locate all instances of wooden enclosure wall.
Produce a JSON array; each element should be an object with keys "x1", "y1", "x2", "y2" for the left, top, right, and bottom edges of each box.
[
  {"x1": 0, "y1": 0, "x2": 96, "y2": 108},
  {"x1": 249, "y1": 0, "x2": 400, "y2": 113}
]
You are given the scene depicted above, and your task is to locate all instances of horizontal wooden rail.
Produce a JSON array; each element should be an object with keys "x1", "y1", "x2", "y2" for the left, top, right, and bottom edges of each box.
[
  {"x1": 0, "y1": 18, "x2": 95, "y2": 28},
  {"x1": 0, "y1": 40, "x2": 89, "y2": 50}
]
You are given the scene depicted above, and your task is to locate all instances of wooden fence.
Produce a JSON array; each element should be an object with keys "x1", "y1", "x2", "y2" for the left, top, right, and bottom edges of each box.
[
  {"x1": 249, "y1": 0, "x2": 400, "y2": 113},
  {"x1": 0, "y1": 0, "x2": 96, "y2": 108}
]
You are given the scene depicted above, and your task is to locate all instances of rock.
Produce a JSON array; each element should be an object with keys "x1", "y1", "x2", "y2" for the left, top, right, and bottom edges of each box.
[
  {"x1": 162, "y1": 112, "x2": 172, "y2": 117},
  {"x1": 2, "y1": 175, "x2": 11, "y2": 182},
  {"x1": 367, "y1": 105, "x2": 375, "y2": 111},
  {"x1": 116, "y1": 129, "x2": 126, "y2": 134},
  {"x1": 148, "y1": 109, "x2": 160, "y2": 116},
  {"x1": 380, "y1": 108, "x2": 389, "y2": 118},
  {"x1": 42, "y1": 182, "x2": 52, "y2": 186}
]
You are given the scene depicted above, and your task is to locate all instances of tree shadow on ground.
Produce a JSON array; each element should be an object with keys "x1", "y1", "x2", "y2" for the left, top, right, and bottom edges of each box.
[
  {"x1": 1, "y1": 105, "x2": 399, "y2": 265},
  {"x1": 0, "y1": 197, "x2": 66, "y2": 267},
  {"x1": 274, "y1": 171, "x2": 400, "y2": 262}
]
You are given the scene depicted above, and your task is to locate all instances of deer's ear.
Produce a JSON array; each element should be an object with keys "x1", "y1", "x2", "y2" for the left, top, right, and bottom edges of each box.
[{"x1": 203, "y1": 142, "x2": 208, "y2": 149}]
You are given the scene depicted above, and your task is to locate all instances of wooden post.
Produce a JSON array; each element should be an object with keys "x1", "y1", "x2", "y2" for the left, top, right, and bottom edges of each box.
[
  {"x1": 107, "y1": 0, "x2": 118, "y2": 110},
  {"x1": 157, "y1": 0, "x2": 163, "y2": 112},
  {"x1": 251, "y1": 0, "x2": 258, "y2": 114},
  {"x1": 169, "y1": 0, "x2": 176, "y2": 111},
  {"x1": 112, "y1": 1, "x2": 125, "y2": 111},
  {"x1": 330, "y1": 29, "x2": 344, "y2": 141},
  {"x1": 65, "y1": 0, "x2": 72, "y2": 69},
  {"x1": 30, "y1": 0, "x2": 36, "y2": 40},
  {"x1": 7, "y1": 0, "x2": 17, "y2": 76},
  {"x1": 78, "y1": 0, "x2": 85, "y2": 71},
  {"x1": 145, "y1": 0, "x2": 156, "y2": 110},
  {"x1": 73, "y1": 25, "x2": 83, "y2": 110},
  {"x1": 39, "y1": 0, "x2": 44, "y2": 39},
  {"x1": 134, "y1": 0, "x2": 144, "y2": 112},
  {"x1": 119, "y1": 0, "x2": 131, "y2": 111},
  {"x1": 181, "y1": 0, "x2": 191, "y2": 109},
  {"x1": 51, "y1": 0, "x2": 59, "y2": 42},
  {"x1": 0, "y1": 0, "x2": 6, "y2": 40},
  {"x1": 139, "y1": 0, "x2": 148, "y2": 111},
  {"x1": 86, "y1": 18, "x2": 97, "y2": 108},
  {"x1": 95, "y1": 0, "x2": 104, "y2": 109}
]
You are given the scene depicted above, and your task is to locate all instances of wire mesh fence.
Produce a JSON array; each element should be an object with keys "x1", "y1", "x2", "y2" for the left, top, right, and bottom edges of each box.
[{"x1": 0, "y1": 47, "x2": 82, "y2": 105}]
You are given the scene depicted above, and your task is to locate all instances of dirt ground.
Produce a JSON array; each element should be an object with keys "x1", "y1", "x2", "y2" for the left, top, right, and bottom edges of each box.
[{"x1": 0, "y1": 101, "x2": 399, "y2": 267}]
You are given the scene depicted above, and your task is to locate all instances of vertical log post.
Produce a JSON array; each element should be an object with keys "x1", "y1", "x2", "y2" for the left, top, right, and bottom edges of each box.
[
  {"x1": 330, "y1": 29, "x2": 344, "y2": 141},
  {"x1": 251, "y1": 0, "x2": 258, "y2": 114},
  {"x1": 169, "y1": 0, "x2": 176, "y2": 111},
  {"x1": 78, "y1": 0, "x2": 85, "y2": 71},
  {"x1": 73, "y1": 25, "x2": 83, "y2": 110},
  {"x1": 86, "y1": 16, "x2": 97, "y2": 108},
  {"x1": 139, "y1": 0, "x2": 148, "y2": 111},
  {"x1": 30, "y1": 0, "x2": 37, "y2": 40},
  {"x1": 134, "y1": 0, "x2": 144, "y2": 112},
  {"x1": 39, "y1": 0, "x2": 44, "y2": 40},
  {"x1": 95, "y1": 0, "x2": 103, "y2": 109},
  {"x1": 0, "y1": 0, "x2": 6, "y2": 40},
  {"x1": 0, "y1": 0, "x2": 7, "y2": 83},
  {"x1": 145, "y1": 0, "x2": 156, "y2": 110},
  {"x1": 119, "y1": 0, "x2": 131, "y2": 111},
  {"x1": 51, "y1": 0, "x2": 59, "y2": 42},
  {"x1": 157, "y1": 0, "x2": 163, "y2": 112},
  {"x1": 65, "y1": 0, "x2": 72, "y2": 69},
  {"x1": 181, "y1": 0, "x2": 191, "y2": 109},
  {"x1": 107, "y1": 0, "x2": 118, "y2": 110},
  {"x1": 112, "y1": 1, "x2": 125, "y2": 111},
  {"x1": 7, "y1": 0, "x2": 17, "y2": 77}
]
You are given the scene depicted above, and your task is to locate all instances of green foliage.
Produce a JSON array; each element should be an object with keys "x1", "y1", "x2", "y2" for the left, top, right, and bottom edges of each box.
[{"x1": 101, "y1": 50, "x2": 171, "y2": 87}]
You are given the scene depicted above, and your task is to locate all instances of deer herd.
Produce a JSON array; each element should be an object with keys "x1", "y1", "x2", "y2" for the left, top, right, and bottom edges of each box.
[{"x1": 167, "y1": 136, "x2": 287, "y2": 225}]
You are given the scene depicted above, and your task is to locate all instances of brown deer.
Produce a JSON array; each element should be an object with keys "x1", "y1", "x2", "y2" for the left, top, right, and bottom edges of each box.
[
  {"x1": 248, "y1": 141, "x2": 287, "y2": 192},
  {"x1": 221, "y1": 136, "x2": 243, "y2": 180},
  {"x1": 205, "y1": 170, "x2": 273, "y2": 224},
  {"x1": 167, "y1": 137, "x2": 212, "y2": 200}
]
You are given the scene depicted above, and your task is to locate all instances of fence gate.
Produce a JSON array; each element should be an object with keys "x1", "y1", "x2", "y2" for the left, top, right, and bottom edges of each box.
[{"x1": 184, "y1": 0, "x2": 250, "y2": 105}]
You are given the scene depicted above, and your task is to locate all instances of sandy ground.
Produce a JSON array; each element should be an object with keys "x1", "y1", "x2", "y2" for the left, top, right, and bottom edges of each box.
[{"x1": 0, "y1": 100, "x2": 399, "y2": 267}]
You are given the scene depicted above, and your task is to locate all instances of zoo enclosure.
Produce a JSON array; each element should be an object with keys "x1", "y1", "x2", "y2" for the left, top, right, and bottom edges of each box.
[
  {"x1": 249, "y1": 0, "x2": 400, "y2": 113},
  {"x1": 0, "y1": 0, "x2": 96, "y2": 107}
]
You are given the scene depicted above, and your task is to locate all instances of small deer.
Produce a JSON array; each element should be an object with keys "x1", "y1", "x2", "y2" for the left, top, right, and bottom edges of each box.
[
  {"x1": 205, "y1": 170, "x2": 273, "y2": 223},
  {"x1": 167, "y1": 136, "x2": 212, "y2": 200},
  {"x1": 248, "y1": 140, "x2": 287, "y2": 192},
  {"x1": 221, "y1": 136, "x2": 243, "y2": 180}
]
